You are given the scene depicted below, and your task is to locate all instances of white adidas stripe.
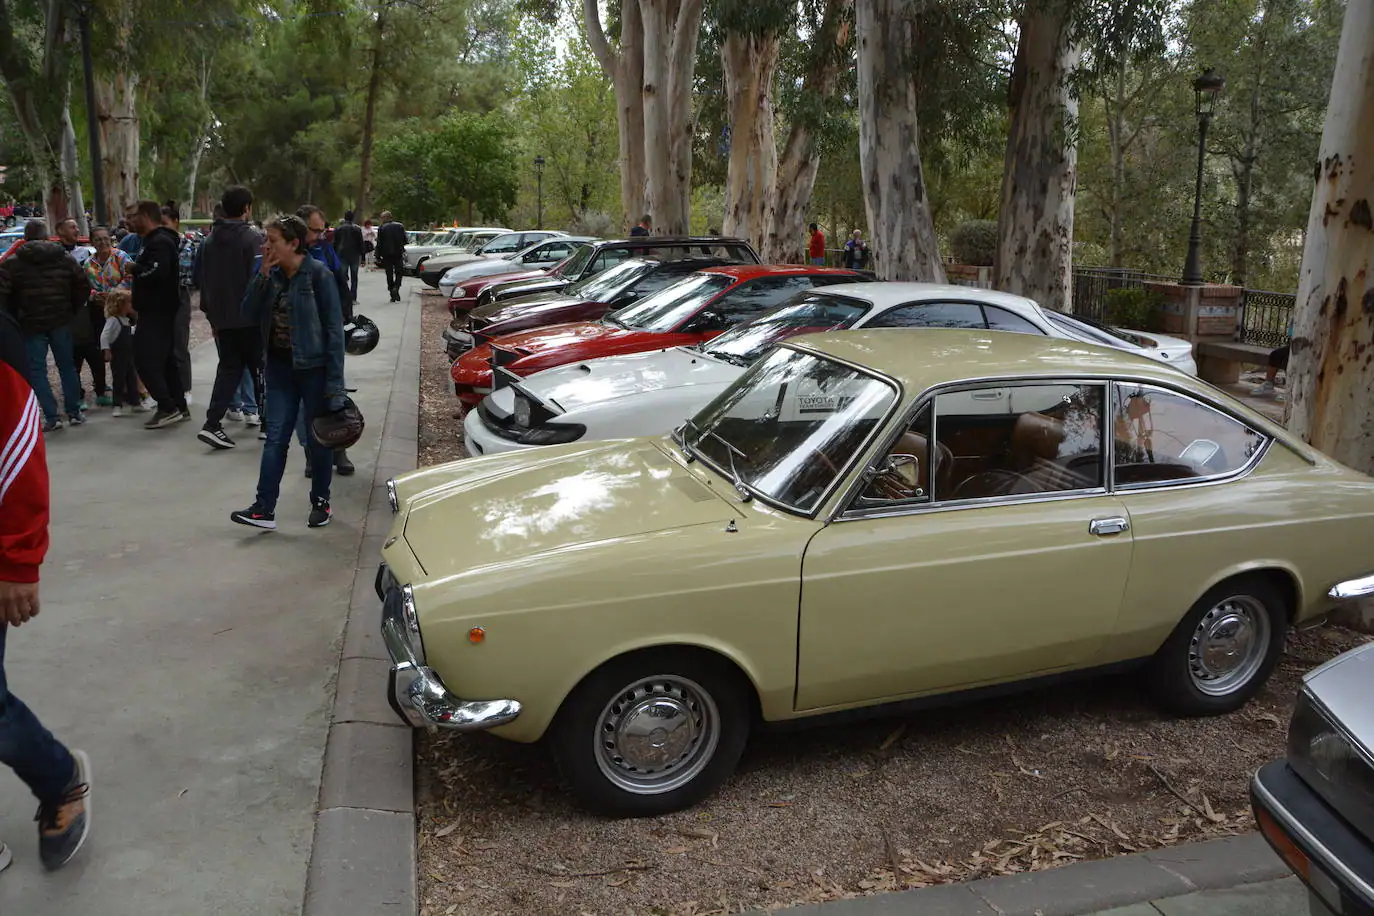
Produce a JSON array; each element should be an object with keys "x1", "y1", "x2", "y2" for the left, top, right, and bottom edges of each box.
[{"x1": 0, "y1": 393, "x2": 40, "y2": 504}]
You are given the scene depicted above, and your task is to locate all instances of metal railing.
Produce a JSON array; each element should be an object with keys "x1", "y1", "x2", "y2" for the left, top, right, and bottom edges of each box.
[
  {"x1": 1070, "y1": 268, "x2": 1176, "y2": 321},
  {"x1": 1239, "y1": 289, "x2": 1295, "y2": 347}
]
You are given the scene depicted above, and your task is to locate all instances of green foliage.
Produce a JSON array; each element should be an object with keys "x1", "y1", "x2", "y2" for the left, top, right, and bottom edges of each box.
[
  {"x1": 1104, "y1": 287, "x2": 1164, "y2": 330},
  {"x1": 373, "y1": 111, "x2": 519, "y2": 225},
  {"x1": 950, "y1": 220, "x2": 999, "y2": 265}
]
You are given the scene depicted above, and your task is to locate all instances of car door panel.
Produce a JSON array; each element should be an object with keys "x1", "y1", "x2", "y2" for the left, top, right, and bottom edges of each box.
[{"x1": 796, "y1": 496, "x2": 1134, "y2": 710}]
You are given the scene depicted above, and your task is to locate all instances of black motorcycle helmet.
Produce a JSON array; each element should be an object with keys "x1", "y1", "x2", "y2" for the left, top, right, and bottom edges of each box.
[
  {"x1": 345, "y1": 314, "x2": 380, "y2": 356},
  {"x1": 311, "y1": 396, "x2": 366, "y2": 450}
]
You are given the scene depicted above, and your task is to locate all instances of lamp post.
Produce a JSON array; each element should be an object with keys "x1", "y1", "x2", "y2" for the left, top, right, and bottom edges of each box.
[
  {"x1": 1181, "y1": 68, "x2": 1225, "y2": 285},
  {"x1": 533, "y1": 155, "x2": 545, "y2": 230}
]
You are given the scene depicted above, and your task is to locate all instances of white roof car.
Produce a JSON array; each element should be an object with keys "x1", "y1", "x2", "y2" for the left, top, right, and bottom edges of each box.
[
  {"x1": 463, "y1": 282, "x2": 1199, "y2": 457},
  {"x1": 438, "y1": 237, "x2": 593, "y2": 299}
]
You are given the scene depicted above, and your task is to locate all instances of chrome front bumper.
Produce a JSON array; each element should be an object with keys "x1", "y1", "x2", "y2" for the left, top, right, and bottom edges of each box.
[
  {"x1": 376, "y1": 565, "x2": 522, "y2": 731},
  {"x1": 1329, "y1": 573, "x2": 1374, "y2": 600}
]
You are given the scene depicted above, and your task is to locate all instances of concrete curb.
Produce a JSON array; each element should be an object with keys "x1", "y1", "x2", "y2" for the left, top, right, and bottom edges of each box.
[
  {"x1": 778, "y1": 833, "x2": 1288, "y2": 916},
  {"x1": 303, "y1": 290, "x2": 422, "y2": 916}
]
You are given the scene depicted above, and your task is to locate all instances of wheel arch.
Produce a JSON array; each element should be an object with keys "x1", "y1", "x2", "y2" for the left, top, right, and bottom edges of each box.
[{"x1": 1195, "y1": 561, "x2": 1304, "y2": 623}]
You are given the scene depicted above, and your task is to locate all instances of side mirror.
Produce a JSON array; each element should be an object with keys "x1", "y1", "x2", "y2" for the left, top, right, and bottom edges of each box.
[{"x1": 883, "y1": 453, "x2": 922, "y2": 490}]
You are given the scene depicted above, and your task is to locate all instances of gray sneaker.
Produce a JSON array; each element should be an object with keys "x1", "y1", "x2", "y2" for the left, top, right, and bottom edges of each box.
[{"x1": 38, "y1": 749, "x2": 90, "y2": 871}]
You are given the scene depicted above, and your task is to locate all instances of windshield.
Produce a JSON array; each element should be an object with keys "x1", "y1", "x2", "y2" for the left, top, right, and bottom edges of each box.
[
  {"x1": 566, "y1": 259, "x2": 654, "y2": 300},
  {"x1": 555, "y1": 244, "x2": 596, "y2": 279},
  {"x1": 681, "y1": 347, "x2": 897, "y2": 513},
  {"x1": 610, "y1": 274, "x2": 734, "y2": 332},
  {"x1": 1046, "y1": 311, "x2": 1147, "y2": 348},
  {"x1": 700, "y1": 293, "x2": 871, "y2": 366}
]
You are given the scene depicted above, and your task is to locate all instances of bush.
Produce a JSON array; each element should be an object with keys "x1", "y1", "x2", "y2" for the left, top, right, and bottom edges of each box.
[
  {"x1": 950, "y1": 220, "x2": 999, "y2": 266},
  {"x1": 1103, "y1": 288, "x2": 1164, "y2": 330}
]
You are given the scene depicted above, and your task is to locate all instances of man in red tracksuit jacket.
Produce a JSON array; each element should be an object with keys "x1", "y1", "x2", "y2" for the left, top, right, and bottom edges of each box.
[{"x1": 0, "y1": 306, "x2": 91, "y2": 872}]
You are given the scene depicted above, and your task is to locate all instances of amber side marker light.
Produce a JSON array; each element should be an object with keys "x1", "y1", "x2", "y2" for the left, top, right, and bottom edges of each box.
[
  {"x1": 1256, "y1": 805, "x2": 1310, "y2": 882},
  {"x1": 468, "y1": 627, "x2": 486, "y2": 644}
]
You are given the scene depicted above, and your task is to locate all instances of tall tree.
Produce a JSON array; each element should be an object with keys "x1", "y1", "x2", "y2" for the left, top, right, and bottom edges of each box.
[
  {"x1": 995, "y1": 0, "x2": 1080, "y2": 312},
  {"x1": 639, "y1": 0, "x2": 704, "y2": 233},
  {"x1": 1285, "y1": 0, "x2": 1374, "y2": 472},
  {"x1": 584, "y1": 0, "x2": 648, "y2": 226},
  {"x1": 855, "y1": 0, "x2": 945, "y2": 281}
]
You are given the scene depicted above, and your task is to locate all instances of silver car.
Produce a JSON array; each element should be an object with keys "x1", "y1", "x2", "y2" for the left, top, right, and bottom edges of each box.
[{"x1": 1251, "y1": 635, "x2": 1374, "y2": 916}]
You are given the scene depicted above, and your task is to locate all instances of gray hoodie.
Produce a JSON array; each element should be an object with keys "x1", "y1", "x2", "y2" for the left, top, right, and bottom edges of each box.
[{"x1": 196, "y1": 218, "x2": 261, "y2": 330}]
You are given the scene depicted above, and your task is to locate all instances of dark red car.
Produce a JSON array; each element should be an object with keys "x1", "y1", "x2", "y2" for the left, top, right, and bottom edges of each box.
[
  {"x1": 450, "y1": 264, "x2": 867, "y2": 410},
  {"x1": 445, "y1": 256, "x2": 739, "y2": 360}
]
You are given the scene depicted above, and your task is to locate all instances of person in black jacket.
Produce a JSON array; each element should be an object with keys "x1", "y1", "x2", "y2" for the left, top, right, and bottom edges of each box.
[
  {"x1": 128, "y1": 200, "x2": 188, "y2": 429},
  {"x1": 0, "y1": 221, "x2": 91, "y2": 432},
  {"x1": 196, "y1": 186, "x2": 264, "y2": 450},
  {"x1": 332, "y1": 211, "x2": 364, "y2": 302},
  {"x1": 375, "y1": 211, "x2": 406, "y2": 302}
]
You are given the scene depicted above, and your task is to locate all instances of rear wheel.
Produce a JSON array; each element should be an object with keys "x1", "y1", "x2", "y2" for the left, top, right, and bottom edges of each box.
[
  {"x1": 1147, "y1": 575, "x2": 1288, "y2": 716},
  {"x1": 549, "y1": 650, "x2": 750, "y2": 817}
]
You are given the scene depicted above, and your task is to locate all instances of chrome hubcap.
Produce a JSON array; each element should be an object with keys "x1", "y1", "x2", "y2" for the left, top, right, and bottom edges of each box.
[
  {"x1": 595, "y1": 675, "x2": 719, "y2": 795},
  {"x1": 1188, "y1": 596, "x2": 1270, "y2": 696}
]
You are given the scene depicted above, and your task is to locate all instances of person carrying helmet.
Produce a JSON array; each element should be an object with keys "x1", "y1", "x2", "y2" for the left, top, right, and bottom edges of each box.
[
  {"x1": 230, "y1": 215, "x2": 346, "y2": 531},
  {"x1": 296, "y1": 205, "x2": 357, "y2": 477}
]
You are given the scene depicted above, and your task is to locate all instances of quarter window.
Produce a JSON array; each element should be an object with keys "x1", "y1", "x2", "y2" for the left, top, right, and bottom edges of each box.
[
  {"x1": 934, "y1": 384, "x2": 1105, "y2": 500},
  {"x1": 1112, "y1": 383, "x2": 1266, "y2": 486},
  {"x1": 983, "y1": 306, "x2": 1045, "y2": 334},
  {"x1": 866, "y1": 302, "x2": 986, "y2": 329}
]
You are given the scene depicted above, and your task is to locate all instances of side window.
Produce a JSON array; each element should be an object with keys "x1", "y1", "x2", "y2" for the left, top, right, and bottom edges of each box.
[
  {"x1": 590, "y1": 249, "x2": 630, "y2": 274},
  {"x1": 1113, "y1": 383, "x2": 1267, "y2": 486},
  {"x1": 935, "y1": 384, "x2": 1104, "y2": 501},
  {"x1": 533, "y1": 243, "x2": 573, "y2": 262},
  {"x1": 983, "y1": 306, "x2": 1046, "y2": 335},
  {"x1": 865, "y1": 302, "x2": 987, "y2": 329},
  {"x1": 484, "y1": 235, "x2": 524, "y2": 254},
  {"x1": 630, "y1": 269, "x2": 692, "y2": 296},
  {"x1": 711, "y1": 277, "x2": 816, "y2": 323},
  {"x1": 858, "y1": 404, "x2": 933, "y2": 506}
]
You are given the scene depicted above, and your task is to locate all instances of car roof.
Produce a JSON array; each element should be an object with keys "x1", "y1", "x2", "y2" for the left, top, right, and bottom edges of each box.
[
  {"x1": 592, "y1": 236, "x2": 753, "y2": 248},
  {"x1": 809, "y1": 281, "x2": 1044, "y2": 312},
  {"x1": 700, "y1": 265, "x2": 861, "y2": 281},
  {"x1": 788, "y1": 328, "x2": 1199, "y2": 394}
]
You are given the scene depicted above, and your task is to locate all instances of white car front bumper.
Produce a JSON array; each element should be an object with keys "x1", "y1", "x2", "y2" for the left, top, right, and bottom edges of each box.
[{"x1": 462, "y1": 407, "x2": 541, "y2": 457}]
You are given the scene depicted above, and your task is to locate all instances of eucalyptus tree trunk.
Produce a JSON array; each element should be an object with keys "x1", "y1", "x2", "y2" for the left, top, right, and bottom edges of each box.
[
  {"x1": 184, "y1": 57, "x2": 214, "y2": 219},
  {"x1": 584, "y1": 0, "x2": 647, "y2": 226},
  {"x1": 640, "y1": 0, "x2": 703, "y2": 235},
  {"x1": 356, "y1": 9, "x2": 386, "y2": 219},
  {"x1": 995, "y1": 0, "x2": 1080, "y2": 313},
  {"x1": 1286, "y1": 0, "x2": 1374, "y2": 474},
  {"x1": 94, "y1": 71, "x2": 140, "y2": 220},
  {"x1": 855, "y1": 0, "x2": 945, "y2": 282},
  {"x1": 60, "y1": 97, "x2": 87, "y2": 233},
  {"x1": 720, "y1": 31, "x2": 780, "y2": 251}
]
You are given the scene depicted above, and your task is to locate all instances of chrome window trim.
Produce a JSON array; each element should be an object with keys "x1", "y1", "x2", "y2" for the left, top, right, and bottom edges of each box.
[
  {"x1": 1108, "y1": 381, "x2": 1273, "y2": 492},
  {"x1": 682, "y1": 343, "x2": 905, "y2": 520},
  {"x1": 832, "y1": 377, "x2": 1110, "y2": 521}
]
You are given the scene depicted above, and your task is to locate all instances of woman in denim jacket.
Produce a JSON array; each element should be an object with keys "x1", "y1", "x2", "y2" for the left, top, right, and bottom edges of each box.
[{"x1": 230, "y1": 215, "x2": 346, "y2": 530}]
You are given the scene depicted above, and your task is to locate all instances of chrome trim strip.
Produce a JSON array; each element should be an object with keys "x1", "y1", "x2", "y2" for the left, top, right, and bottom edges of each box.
[
  {"x1": 386, "y1": 478, "x2": 399, "y2": 513},
  {"x1": 1328, "y1": 573, "x2": 1374, "y2": 600},
  {"x1": 1252, "y1": 768, "x2": 1374, "y2": 904}
]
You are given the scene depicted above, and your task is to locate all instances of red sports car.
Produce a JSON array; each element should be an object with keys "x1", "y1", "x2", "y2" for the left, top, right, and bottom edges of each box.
[{"x1": 449, "y1": 264, "x2": 866, "y2": 410}]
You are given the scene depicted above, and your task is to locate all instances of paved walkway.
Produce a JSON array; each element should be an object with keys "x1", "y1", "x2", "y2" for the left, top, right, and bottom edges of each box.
[
  {"x1": 1091, "y1": 877, "x2": 1308, "y2": 916},
  {"x1": 0, "y1": 269, "x2": 416, "y2": 915}
]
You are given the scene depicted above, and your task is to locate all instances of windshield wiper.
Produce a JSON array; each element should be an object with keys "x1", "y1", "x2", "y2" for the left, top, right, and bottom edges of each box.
[{"x1": 698, "y1": 427, "x2": 753, "y2": 502}]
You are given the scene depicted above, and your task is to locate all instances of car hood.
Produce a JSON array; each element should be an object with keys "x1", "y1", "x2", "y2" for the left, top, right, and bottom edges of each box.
[
  {"x1": 512, "y1": 347, "x2": 742, "y2": 414},
  {"x1": 497, "y1": 277, "x2": 567, "y2": 298},
  {"x1": 426, "y1": 250, "x2": 481, "y2": 268},
  {"x1": 400, "y1": 439, "x2": 735, "y2": 579},
  {"x1": 473, "y1": 294, "x2": 590, "y2": 324}
]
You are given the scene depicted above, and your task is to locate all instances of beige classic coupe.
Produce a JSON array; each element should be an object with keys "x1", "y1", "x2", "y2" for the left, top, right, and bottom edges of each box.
[{"x1": 380, "y1": 329, "x2": 1374, "y2": 816}]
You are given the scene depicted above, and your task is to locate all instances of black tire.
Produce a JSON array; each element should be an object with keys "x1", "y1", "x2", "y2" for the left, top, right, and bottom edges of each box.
[
  {"x1": 1146, "y1": 574, "x2": 1288, "y2": 716},
  {"x1": 549, "y1": 649, "x2": 751, "y2": 817}
]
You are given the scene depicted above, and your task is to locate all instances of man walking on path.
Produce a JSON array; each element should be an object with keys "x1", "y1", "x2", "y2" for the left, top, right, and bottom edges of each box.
[
  {"x1": 297, "y1": 205, "x2": 356, "y2": 476},
  {"x1": 197, "y1": 187, "x2": 264, "y2": 450},
  {"x1": 375, "y1": 211, "x2": 406, "y2": 302},
  {"x1": 129, "y1": 200, "x2": 188, "y2": 429},
  {"x1": 332, "y1": 210, "x2": 364, "y2": 302},
  {"x1": 0, "y1": 221, "x2": 90, "y2": 432},
  {"x1": 0, "y1": 305, "x2": 92, "y2": 873}
]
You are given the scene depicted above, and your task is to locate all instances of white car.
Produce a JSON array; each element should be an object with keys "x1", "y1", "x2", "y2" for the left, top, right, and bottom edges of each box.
[
  {"x1": 463, "y1": 282, "x2": 1199, "y2": 456},
  {"x1": 437, "y1": 237, "x2": 592, "y2": 299}
]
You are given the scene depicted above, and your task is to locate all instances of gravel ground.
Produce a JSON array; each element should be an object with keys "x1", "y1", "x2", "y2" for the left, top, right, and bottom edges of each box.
[{"x1": 414, "y1": 291, "x2": 1365, "y2": 915}]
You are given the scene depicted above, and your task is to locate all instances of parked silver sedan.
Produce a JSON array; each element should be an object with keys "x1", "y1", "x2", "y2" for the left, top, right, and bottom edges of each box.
[{"x1": 1252, "y1": 636, "x2": 1374, "y2": 916}]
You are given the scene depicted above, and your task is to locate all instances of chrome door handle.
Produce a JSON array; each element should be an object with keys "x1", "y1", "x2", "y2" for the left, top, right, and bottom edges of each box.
[{"x1": 1089, "y1": 517, "x2": 1130, "y2": 536}]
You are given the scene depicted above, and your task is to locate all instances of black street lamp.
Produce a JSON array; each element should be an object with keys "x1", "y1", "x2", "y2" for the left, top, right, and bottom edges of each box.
[
  {"x1": 533, "y1": 155, "x2": 545, "y2": 230},
  {"x1": 1181, "y1": 68, "x2": 1225, "y2": 285}
]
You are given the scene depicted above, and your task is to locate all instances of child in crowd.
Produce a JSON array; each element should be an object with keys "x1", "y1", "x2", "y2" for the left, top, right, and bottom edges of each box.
[{"x1": 100, "y1": 289, "x2": 144, "y2": 417}]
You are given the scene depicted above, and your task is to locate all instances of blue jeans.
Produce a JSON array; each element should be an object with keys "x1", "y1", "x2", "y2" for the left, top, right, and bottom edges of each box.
[
  {"x1": 232, "y1": 369, "x2": 258, "y2": 414},
  {"x1": 23, "y1": 327, "x2": 82, "y2": 422},
  {"x1": 258, "y1": 354, "x2": 332, "y2": 513},
  {"x1": 0, "y1": 624, "x2": 76, "y2": 805}
]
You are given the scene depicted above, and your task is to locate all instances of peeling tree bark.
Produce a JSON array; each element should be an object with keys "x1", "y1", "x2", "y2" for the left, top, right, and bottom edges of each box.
[
  {"x1": 855, "y1": 0, "x2": 945, "y2": 282},
  {"x1": 995, "y1": 0, "x2": 1079, "y2": 312},
  {"x1": 184, "y1": 55, "x2": 214, "y2": 218},
  {"x1": 641, "y1": 0, "x2": 703, "y2": 235},
  {"x1": 720, "y1": 31, "x2": 780, "y2": 250},
  {"x1": 60, "y1": 96, "x2": 86, "y2": 233},
  {"x1": 584, "y1": 0, "x2": 647, "y2": 226},
  {"x1": 1285, "y1": 0, "x2": 1374, "y2": 473},
  {"x1": 94, "y1": 70, "x2": 140, "y2": 221}
]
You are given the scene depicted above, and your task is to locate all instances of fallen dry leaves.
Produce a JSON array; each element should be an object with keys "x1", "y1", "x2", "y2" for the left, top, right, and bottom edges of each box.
[{"x1": 414, "y1": 292, "x2": 1370, "y2": 915}]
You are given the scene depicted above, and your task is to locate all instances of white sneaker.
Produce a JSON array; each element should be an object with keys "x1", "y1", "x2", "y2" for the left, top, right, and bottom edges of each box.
[
  {"x1": 1252, "y1": 380, "x2": 1277, "y2": 397},
  {"x1": 226, "y1": 409, "x2": 245, "y2": 422},
  {"x1": 139, "y1": 397, "x2": 155, "y2": 411},
  {"x1": 184, "y1": 392, "x2": 193, "y2": 406},
  {"x1": 112, "y1": 406, "x2": 124, "y2": 418},
  {"x1": 244, "y1": 413, "x2": 261, "y2": 427}
]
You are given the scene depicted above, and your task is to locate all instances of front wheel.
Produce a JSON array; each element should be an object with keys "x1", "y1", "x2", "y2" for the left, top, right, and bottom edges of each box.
[
  {"x1": 1146, "y1": 575, "x2": 1288, "y2": 716},
  {"x1": 549, "y1": 651, "x2": 751, "y2": 817}
]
